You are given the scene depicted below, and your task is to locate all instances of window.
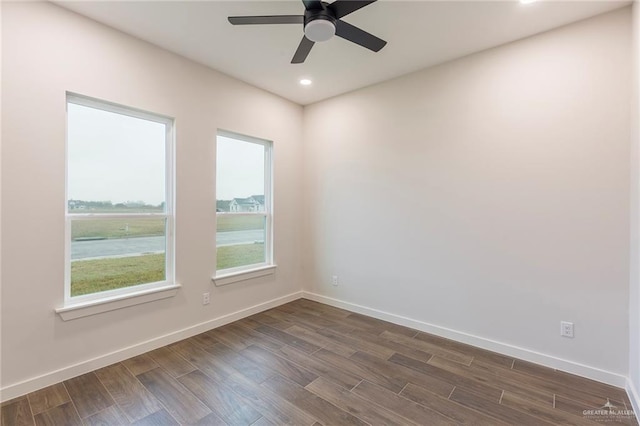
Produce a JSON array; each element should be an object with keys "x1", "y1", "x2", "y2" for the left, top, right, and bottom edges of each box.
[
  {"x1": 216, "y1": 131, "x2": 273, "y2": 276},
  {"x1": 65, "y1": 94, "x2": 174, "y2": 304}
]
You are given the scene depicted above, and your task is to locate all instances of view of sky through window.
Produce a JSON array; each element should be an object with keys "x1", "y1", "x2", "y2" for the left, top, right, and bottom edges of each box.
[
  {"x1": 216, "y1": 135, "x2": 265, "y2": 200},
  {"x1": 67, "y1": 103, "x2": 166, "y2": 206}
]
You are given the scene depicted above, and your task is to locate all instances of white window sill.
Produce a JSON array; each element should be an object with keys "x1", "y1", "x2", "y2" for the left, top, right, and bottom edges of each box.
[
  {"x1": 55, "y1": 283, "x2": 181, "y2": 321},
  {"x1": 212, "y1": 264, "x2": 277, "y2": 287}
]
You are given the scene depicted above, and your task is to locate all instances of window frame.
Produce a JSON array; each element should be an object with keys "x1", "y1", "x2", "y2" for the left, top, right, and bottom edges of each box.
[
  {"x1": 64, "y1": 93, "x2": 176, "y2": 305},
  {"x1": 215, "y1": 130, "x2": 274, "y2": 277}
]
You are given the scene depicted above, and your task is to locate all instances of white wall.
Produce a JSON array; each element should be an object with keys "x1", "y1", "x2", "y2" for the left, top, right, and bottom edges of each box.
[
  {"x1": 629, "y1": 0, "x2": 640, "y2": 409},
  {"x1": 1, "y1": 2, "x2": 303, "y2": 397},
  {"x1": 303, "y1": 8, "x2": 632, "y2": 381}
]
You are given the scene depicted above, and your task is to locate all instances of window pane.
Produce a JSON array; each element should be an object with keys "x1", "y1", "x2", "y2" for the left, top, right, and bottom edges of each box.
[
  {"x1": 67, "y1": 103, "x2": 166, "y2": 213},
  {"x1": 216, "y1": 215, "x2": 266, "y2": 270},
  {"x1": 216, "y1": 136, "x2": 265, "y2": 208},
  {"x1": 70, "y1": 218, "x2": 166, "y2": 296}
]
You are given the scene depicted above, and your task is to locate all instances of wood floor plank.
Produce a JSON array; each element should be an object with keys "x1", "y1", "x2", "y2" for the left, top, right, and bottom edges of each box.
[
  {"x1": 400, "y1": 382, "x2": 508, "y2": 425},
  {"x1": 351, "y1": 380, "x2": 456, "y2": 425},
  {"x1": 269, "y1": 309, "x2": 339, "y2": 331},
  {"x1": 348, "y1": 328, "x2": 434, "y2": 363},
  {"x1": 262, "y1": 374, "x2": 367, "y2": 426},
  {"x1": 1, "y1": 397, "x2": 28, "y2": 408},
  {"x1": 225, "y1": 378, "x2": 317, "y2": 426},
  {"x1": 63, "y1": 372, "x2": 114, "y2": 419},
  {"x1": 250, "y1": 416, "x2": 275, "y2": 426},
  {"x1": 178, "y1": 369, "x2": 262, "y2": 426},
  {"x1": 147, "y1": 346, "x2": 196, "y2": 378},
  {"x1": 254, "y1": 324, "x2": 322, "y2": 354},
  {"x1": 234, "y1": 317, "x2": 265, "y2": 330},
  {"x1": 204, "y1": 343, "x2": 274, "y2": 384},
  {"x1": 389, "y1": 352, "x2": 503, "y2": 400},
  {"x1": 472, "y1": 358, "x2": 625, "y2": 408},
  {"x1": 315, "y1": 328, "x2": 396, "y2": 359},
  {"x1": 313, "y1": 348, "x2": 406, "y2": 393},
  {"x1": 450, "y1": 387, "x2": 556, "y2": 426},
  {"x1": 26, "y1": 383, "x2": 69, "y2": 415},
  {"x1": 1, "y1": 397, "x2": 34, "y2": 426},
  {"x1": 202, "y1": 366, "x2": 317, "y2": 426},
  {"x1": 130, "y1": 409, "x2": 179, "y2": 426},
  {"x1": 501, "y1": 391, "x2": 597, "y2": 426},
  {"x1": 189, "y1": 332, "x2": 219, "y2": 350},
  {"x1": 189, "y1": 411, "x2": 229, "y2": 426},
  {"x1": 381, "y1": 331, "x2": 474, "y2": 365},
  {"x1": 283, "y1": 325, "x2": 357, "y2": 358},
  {"x1": 349, "y1": 350, "x2": 456, "y2": 398},
  {"x1": 296, "y1": 308, "x2": 394, "y2": 336},
  {"x1": 514, "y1": 360, "x2": 628, "y2": 404},
  {"x1": 272, "y1": 302, "x2": 309, "y2": 317},
  {"x1": 170, "y1": 340, "x2": 234, "y2": 384},
  {"x1": 261, "y1": 343, "x2": 363, "y2": 390},
  {"x1": 428, "y1": 355, "x2": 554, "y2": 406},
  {"x1": 249, "y1": 312, "x2": 294, "y2": 331},
  {"x1": 83, "y1": 405, "x2": 130, "y2": 426},
  {"x1": 291, "y1": 299, "x2": 351, "y2": 319},
  {"x1": 240, "y1": 345, "x2": 318, "y2": 387},
  {"x1": 259, "y1": 309, "x2": 329, "y2": 332},
  {"x1": 94, "y1": 363, "x2": 163, "y2": 422},
  {"x1": 136, "y1": 367, "x2": 212, "y2": 424},
  {"x1": 173, "y1": 340, "x2": 315, "y2": 425},
  {"x1": 305, "y1": 377, "x2": 416, "y2": 426},
  {"x1": 511, "y1": 359, "x2": 557, "y2": 377},
  {"x1": 345, "y1": 312, "x2": 419, "y2": 337},
  {"x1": 415, "y1": 331, "x2": 514, "y2": 368},
  {"x1": 225, "y1": 322, "x2": 285, "y2": 351},
  {"x1": 122, "y1": 353, "x2": 159, "y2": 376},
  {"x1": 206, "y1": 325, "x2": 254, "y2": 352},
  {"x1": 33, "y1": 402, "x2": 81, "y2": 426},
  {"x1": 554, "y1": 395, "x2": 632, "y2": 426}
]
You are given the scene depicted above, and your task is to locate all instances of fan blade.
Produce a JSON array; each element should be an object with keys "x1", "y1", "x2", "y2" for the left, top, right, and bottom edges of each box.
[
  {"x1": 328, "y1": 0, "x2": 376, "y2": 19},
  {"x1": 228, "y1": 15, "x2": 303, "y2": 25},
  {"x1": 302, "y1": 0, "x2": 323, "y2": 11},
  {"x1": 291, "y1": 36, "x2": 315, "y2": 64},
  {"x1": 335, "y1": 20, "x2": 386, "y2": 52}
]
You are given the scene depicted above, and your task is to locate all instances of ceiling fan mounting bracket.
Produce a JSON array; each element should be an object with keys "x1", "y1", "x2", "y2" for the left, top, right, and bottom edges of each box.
[{"x1": 304, "y1": 7, "x2": 336, "y2": 26}]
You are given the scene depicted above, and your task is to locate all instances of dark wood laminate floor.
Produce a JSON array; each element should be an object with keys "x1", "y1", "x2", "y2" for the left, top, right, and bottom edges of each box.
[{"x1": 1, "y1": 299, "x2": 636, "y2": 425}]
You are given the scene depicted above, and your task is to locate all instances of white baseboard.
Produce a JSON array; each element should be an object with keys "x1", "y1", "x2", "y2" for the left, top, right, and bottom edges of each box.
[
  {"x1": 302, "y1": 291, "x2": 628, "y2": 388},
  {"x1": 627, "y1": 378, "x2": 640, "y2": 416},
  {"x1": 0, "y1": 291, "x2": 302, "y2": 402}
]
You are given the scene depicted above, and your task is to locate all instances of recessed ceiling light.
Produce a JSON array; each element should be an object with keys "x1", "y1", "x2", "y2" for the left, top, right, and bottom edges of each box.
[
  {"x1": 299, "y1": 78, "x2": 312, "y2": 86},
  {"x1": 520, "y1": 0, "x2": 537, "y2": 4}
]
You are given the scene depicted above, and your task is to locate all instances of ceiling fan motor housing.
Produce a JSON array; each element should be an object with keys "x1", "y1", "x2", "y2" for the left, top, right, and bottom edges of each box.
[{"x1": 304, "y1": 8, "x2": 336, "y2": 42}]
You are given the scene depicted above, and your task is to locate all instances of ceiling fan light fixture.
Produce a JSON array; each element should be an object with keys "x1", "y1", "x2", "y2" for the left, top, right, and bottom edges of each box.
[{"x1": 304, "y1": 19, "x2": 336, "y2": 42}]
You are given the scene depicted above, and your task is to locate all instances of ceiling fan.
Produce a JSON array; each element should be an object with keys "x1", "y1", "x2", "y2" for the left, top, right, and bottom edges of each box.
[{"x1": 228, "y1": 0, "x2": 387, "y2": 64}]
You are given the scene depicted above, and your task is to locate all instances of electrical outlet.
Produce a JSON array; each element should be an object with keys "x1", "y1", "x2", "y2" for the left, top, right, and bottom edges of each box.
[
  {"x1": 560, "y1": 321, "x2": 574, "y2": 338},
  {"x1": 203, "y1": 292, "x2": 210, "y2": 305},
  {"x1": 331, "y1": 275, "x2": 339, "y2": 286}
]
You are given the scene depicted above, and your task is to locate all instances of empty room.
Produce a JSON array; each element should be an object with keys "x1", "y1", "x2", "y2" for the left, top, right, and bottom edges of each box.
[{"x1": 2, "y1": 0, "x2": 640, "y2": 424}]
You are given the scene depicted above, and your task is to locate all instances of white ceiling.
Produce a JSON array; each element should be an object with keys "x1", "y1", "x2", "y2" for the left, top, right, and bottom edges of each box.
[{"x1": 56, "y1": 0, "x2": 629, "y2": 105}]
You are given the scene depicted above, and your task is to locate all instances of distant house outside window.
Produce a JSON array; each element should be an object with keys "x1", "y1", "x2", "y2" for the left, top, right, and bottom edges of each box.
[
  {"x1": 65, "y1": 94, "x2": 175, "y2": 303},
  {"x1": 216, "y1": 131, "x2": 273, "y2": 273}
]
